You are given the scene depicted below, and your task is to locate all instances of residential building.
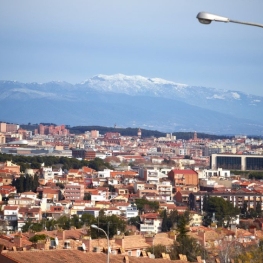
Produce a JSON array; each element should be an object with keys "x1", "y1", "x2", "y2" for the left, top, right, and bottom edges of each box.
[
  {"x1": 189, "y1": 189, "x2": 263, "y2": 212},
  {"x1": 3, "y1": 205, "x2": 19, "y2": 233},
  {"x1": 140, "y1": 212, "x2": 162, "y2": 234},
  {"x1": 167, "y1": 169, "x2": 198, "y2": 192},
  {"x1": 64, "y1": 183, "x2": 84, "y2": 202}
]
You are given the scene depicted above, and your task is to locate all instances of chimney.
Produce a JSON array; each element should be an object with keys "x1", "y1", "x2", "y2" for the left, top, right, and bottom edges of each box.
[
  {"x1": 29, "y1": 230, "x2": 35, "y2": 239},
  {"x1": 123, "y1": 255, "x2": 129, "y2": 263},
  {"x1": 115, "y1": 236, "x2": 125, "y2": 248},
  {"x1": 82, "y1": 236, "x2": 92, "y2": 252},
  {"x1": 57, "y1": 229, "x2": 65, "y2": 241},
  {"x1": 45, "y1": 237, "x2": 51, "y2": 250},
  {"x1": 13, "y1": 233, "x2": 22, "y2": 248},
  {"x1": 145, "y1": 235, "x2": 155, "y2": 246},
  {"x1": 198, "y1": 231, "x2": 206, "y2": 246}
]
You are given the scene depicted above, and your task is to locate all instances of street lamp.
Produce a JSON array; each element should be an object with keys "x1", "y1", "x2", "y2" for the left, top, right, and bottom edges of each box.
[
  {"x1": 91, "y1": 224, "x2": 110, "y2": 263},
  {"x1": 196, "y1": 12, "x2": 263, "y2": 28}
]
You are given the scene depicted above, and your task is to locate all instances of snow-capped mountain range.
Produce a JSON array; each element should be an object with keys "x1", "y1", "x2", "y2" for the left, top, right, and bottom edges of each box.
[{"x1": 0, "y1": 74, "x2": 263, "y2": 135}]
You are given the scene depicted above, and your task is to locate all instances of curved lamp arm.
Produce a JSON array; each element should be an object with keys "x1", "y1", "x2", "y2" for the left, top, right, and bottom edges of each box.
[{"x1": 197, "y1": 12, "x2": 263, "y2": 28}]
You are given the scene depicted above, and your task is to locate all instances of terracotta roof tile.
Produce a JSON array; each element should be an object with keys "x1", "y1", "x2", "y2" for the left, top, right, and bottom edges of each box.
[{"x1": 0, "y1": 250, "x2": 191, "y2": 263}]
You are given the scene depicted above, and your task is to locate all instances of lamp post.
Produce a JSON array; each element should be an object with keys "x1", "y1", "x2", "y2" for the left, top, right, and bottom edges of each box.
[
  {"x1": 196, "y1": 12, "x2": 263, "y2": 28},
  {"x1": 91, "y1": 224, "x2": 110, "y2": 263}
]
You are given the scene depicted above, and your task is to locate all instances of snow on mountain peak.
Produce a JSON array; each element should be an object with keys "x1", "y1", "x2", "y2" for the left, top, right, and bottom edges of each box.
[{"x1": 231, "y1": 92, "x2": 241, "y2": 100}]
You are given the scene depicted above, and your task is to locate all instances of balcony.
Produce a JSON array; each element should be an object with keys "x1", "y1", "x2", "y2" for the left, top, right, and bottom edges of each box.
[
  {"x1": 140, "y1": 224, "x2": 155, "y2": 232},
  {"x1": 144, "y1": 220, "x2": 154, "y2": 225}
]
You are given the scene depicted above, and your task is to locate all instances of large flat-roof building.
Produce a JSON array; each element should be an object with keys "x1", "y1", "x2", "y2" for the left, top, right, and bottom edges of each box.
[{"x1": 210, "y1": 153, "x2": 263, "y2": 171}]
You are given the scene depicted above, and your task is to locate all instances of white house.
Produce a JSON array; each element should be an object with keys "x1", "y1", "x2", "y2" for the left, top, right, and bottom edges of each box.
[
  {"x1": 97, "y1": 169, "x2": 112, "y2": 179},
  {"x1": 3, "y1": 205, "x2": 19, "y2": 233},
  {"x1": 140, "y1": 213, "x2": 162, "y2": 234},
  {"x1": 41, "y1": 167, "x2": 54, "y2": 181},
  {"x1": 202, "y1": 168, "x2": 231, "y2": 178},
  {"x1": 125, "y1": 204, "x2": 139, "y2": 219}
]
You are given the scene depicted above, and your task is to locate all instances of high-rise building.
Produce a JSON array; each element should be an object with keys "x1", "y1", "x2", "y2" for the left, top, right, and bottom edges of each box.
[{"x1": 0, "y1": 122, "x2": 7, "y2": 133}]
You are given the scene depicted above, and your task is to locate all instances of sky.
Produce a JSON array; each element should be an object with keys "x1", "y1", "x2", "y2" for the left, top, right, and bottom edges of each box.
[{"x1": 0, "y1": 1, "x2": 263, "y2": 96}]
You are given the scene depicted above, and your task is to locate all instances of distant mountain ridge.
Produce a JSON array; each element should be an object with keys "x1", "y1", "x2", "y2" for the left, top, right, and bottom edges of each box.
[{"x1": 0, "y1": 74, "x2": 262, "y2": 135}]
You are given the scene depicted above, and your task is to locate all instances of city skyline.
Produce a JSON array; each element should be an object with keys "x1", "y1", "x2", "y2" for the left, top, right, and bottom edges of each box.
[{"x1": 1, "y1": 1, "x2": 263, "y2": 96}]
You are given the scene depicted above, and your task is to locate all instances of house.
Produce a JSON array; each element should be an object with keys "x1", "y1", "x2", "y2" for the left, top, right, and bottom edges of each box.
[
  {"x1": 37, "y1": 186, "x2": 61, "y2": 203},
  {"x1": 95, "y1": 201, "x2": 112, "y2": 210},
  {"x1": 159, "y1": 203, "x2": 177, "y2": 213},
  {"x1": 0, "y1": 161, "x2": 20, "y2": 174},
  {"x1": 139, "y1": 168, "x2": 167, "y2": 184},
  {"x1": 3, "y1": 205, "x2": 19, "y2": 233},
  {"x1": 156, "y1": 180, "x2": 173, "y2": 201},
  {"x1": 17, "y1": 207, "x2": 42, "y2": 231},
  {"x1": 20, "y1": 191, "x2": 38, "y2": 199},
  {"x1": 45, "y1": 205, "x2": 64, "y2": 220},
  {"x1": 140, "y1": 213, "x2": 162, "y2": 234},
  {"x1": 174, "y1": 190, "x2": 192, "y2": 205},
  {"x1": 64, "y1": 183, "x2": 84, "y2": 202},
  {"x1": 0, "y1": 173, "x2": 14, "y2": 186},
  {"x1": 77, "y1": 207, "x2": 101, "y2": 217},
  {"x1": 8, "y1": 197, "x2": 36, "y2": 207},
  {"x1": 0, "y1": 185, "x2": 17, "y2": 197},
  {"x1": 40, "y1": 166, "x2": 54, "y2": 182},
  {"x1": 125, "y1": 204, "x2": 139, "y2": 219},
  {"x1": 133, "y1": 181, "x2": 145, "y2": 194},
  {"x1": 104, "y1": 206, "x2": 121, "y2": 216},
  {"x1": 189, "y1": 212, "x2": 203, "y2": 227},
  {"x1": 168, "y1": 169, "x2": 198, "y2": 192}
]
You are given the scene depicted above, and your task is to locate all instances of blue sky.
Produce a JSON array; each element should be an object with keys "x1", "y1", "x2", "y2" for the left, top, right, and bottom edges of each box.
[{"x1": 1, "y1": 1, "x2": 263, "y2": 96}]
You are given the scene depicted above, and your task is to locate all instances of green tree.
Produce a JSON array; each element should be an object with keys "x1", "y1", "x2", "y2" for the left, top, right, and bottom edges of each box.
[
  {"x1": 32, "y1": 173, "x2": 39, "y2": 192},
  {"x1": 22, "y1": 221, "x2": 43, "y2": 232},
  {"x1": 203, "y1": 196, "x2": 240, "y2": 227},
  {"x1": 88, "y1": 157, "x2": 113, "y2": 171},
  {"x1": 171, "y1": 236, "x2": 204, "y2": 262},
  {"x1": 45, "y1": 218, "x2": 57, "y2": 231},
  {"x1": 176, "y1": 214, "x2": 189, "y2": 238},
  {"x1": 18, "y1": 175, "x2": 24, "y2": 193},
  {"x1": 91, "y1": 214, "x2": 126, "y2": 239},
  {"x1": 146, "y1": 244, "x2": 167, "y2": 258},
  {"x1": 135, "y1": 199, "x2": 159, "y2": 214},
  {"x1": 70, "y1": 214, "x2": 82, "y2": 228},
  {"x1": 167, "y1": 209, "x2": 180, "y2": 230},
  {"x1": 29, "y1": 234, "x2": 47, "y2": 243},
  {"x1": 247, "y1": 208, "x2": 257, "y2": 219},
  {"x1": 241, "y1": 200, "x2": 248, "y2": 218},
  {"x1": 84, "y1": 193, "x2": 91, "y2": 200},
  {"x1": 256, "y1": 201, "x2": 262, "y2": 217},
  {"x1": 161, "y1": 209, "x2": 169, "y2": 232},
  {"x1": 80, "y1": 213, "x2": 95, "y2": 227},
  {"x1": 128, "y1": 216, "x2": 141, "y2": 229},
  {"x1": 170, "y1": 212, "x2": 204, "y2": 262},
  {"x1": 57, "y1": 215, "x2": 71, "y2": 230}
]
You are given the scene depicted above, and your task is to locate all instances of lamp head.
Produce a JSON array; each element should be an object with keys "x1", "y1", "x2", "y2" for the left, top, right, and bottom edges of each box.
[
  {"x1": 91, "y1": 224, "x2": 98, "y2": 229},
  {"x1": 197, "y1": 12, "x2": 229, "y2": 24}
]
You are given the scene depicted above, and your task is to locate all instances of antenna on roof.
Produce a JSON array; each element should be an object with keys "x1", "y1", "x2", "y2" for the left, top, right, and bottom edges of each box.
[
  {"x1": 55, "y1": 236, "x2": 59, "y2": 247},
  {"x1": 82, "y1": 243, "x2": 86, "y2": 251}
]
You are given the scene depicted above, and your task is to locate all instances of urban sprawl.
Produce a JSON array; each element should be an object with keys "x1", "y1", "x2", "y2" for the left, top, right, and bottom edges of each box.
[{"x1": 1, "y1": 122, "x2": 263, "y2": 262}]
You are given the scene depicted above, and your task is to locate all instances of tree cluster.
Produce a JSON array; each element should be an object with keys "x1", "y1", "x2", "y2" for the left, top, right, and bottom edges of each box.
[
  {"x1": 147, "y1": 210, "x2": 205, "y2": 262},
  {"x1": 203, "y1": 196, "x2": 240, "y2": 227},
  {"x1": 240, "y1": 200, "x2": 262, "y2": 219},
  {"x1": 0, "y1": 153, "x2": 113, "y2": 172},
  {"x1": 22, "y1": 213, "x2": 127, "y2": 239},
  {"x1": 135, "y1": 199, "x2": 159, "y2": 213},
  {"x1": 12, "y1": 174, "x2": 39, "y2": 193},
  {"x1": 160, "y1": 209, "x2": 191, "y2": 232}
]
